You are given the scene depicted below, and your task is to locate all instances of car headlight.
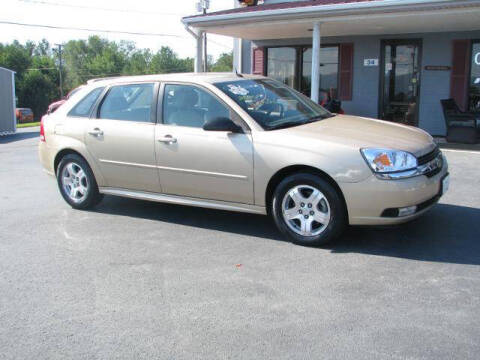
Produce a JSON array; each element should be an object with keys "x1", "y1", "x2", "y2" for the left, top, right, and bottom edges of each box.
[{"x1": 361, "y1": 148, "x2": 417, "y2": 174}]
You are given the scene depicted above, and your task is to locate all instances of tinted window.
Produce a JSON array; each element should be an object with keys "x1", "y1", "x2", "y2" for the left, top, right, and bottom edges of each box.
[
  {"x1": 99, "y1": 83, "x2": 154, "y2": 122},
  {"x1": 215, "y1": 79, "x2": 332, "y2": 130},
  {"x1": 163, "y1": 84, "x2": 230, "y2": 128},
  {"x1": 68, "y1": 87, "x2": 104, "y2": 118}
]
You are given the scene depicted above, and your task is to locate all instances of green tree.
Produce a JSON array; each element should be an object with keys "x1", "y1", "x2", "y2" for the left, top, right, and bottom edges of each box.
[
  {"x1": 63, "y1": 36, "x2": 127, "y2": 89},
  {"x1": 0, "y1": 41, "x2": 32, "y2": 85},
  {"x1": 18, "y1": 70, "x2": 57, "y2": 120},
  {"x1": 123, "y1": 49, "x2": 152, "y2": 75},
  {"x1": 150, "y1": 46, "x2": 193, "y2": 73},
  {"x1": 0, "y1": 36, "x2": 211, "y2": 118},
  {"x1": 210, "y1": 52, "x2": 233, "y2": 72}
]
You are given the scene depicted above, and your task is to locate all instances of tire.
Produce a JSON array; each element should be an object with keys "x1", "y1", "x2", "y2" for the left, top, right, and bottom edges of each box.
[
  {"x1": 271, "y1": 173, "x2": 346, "y2": 246},
  {"x1": 56, "y1": 153, "x2": 103, "y2": 210}
]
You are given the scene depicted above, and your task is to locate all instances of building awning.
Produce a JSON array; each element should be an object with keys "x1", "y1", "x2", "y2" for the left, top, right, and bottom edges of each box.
[{"x1": 182, "y1": 0, "x2": 480, "y2": 40}]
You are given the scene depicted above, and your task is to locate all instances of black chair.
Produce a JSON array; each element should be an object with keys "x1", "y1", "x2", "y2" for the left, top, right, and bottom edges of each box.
[{"x1": 440, "y1": 99, "x2": 479, "y2": 144}]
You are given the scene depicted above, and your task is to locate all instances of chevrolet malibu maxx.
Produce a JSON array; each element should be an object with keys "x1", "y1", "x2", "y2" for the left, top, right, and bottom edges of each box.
[{"x1": 39, "y1": 73, "x2": 449, "y2": 246}]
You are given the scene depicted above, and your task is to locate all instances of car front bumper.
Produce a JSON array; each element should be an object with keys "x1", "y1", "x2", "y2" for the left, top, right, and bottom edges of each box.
[{"x1": 340, "y1": 156, "x2": 449, "y2": 226}]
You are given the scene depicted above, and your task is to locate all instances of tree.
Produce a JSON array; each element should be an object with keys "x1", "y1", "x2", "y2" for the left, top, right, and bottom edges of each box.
[
  {"x1": 0, "y1": 41, "x2": 32, "y2": 85},
  {"x1": 150, "y1": 46, "x2": 193, "y2": 74},
  {"x1": 0, "y1": 36, "x2": 211, "y2": 118},
  {"x1": 63, "y1": 36, "x2": 127, "y2": 89},
  {"x1": 210, "y1": 52, "x2": 233, "y2": 72},
  {"x1": 123, "y1": 49, "x2": 153, "y2": 75},
  {"x1": 18, "y1": 70, "x2": 57, "y2": 120}
]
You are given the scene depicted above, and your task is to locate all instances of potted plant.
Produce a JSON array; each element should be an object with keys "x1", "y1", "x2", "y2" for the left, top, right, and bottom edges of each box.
[{"x1": 239, "y1": 0, "x2": 259, "y2": 6}]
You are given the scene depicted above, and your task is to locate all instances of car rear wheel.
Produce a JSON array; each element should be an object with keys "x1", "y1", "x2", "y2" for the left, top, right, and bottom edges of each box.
[
  {"x1": 57, "y1": 154, "x2": 103, "y2": 209},
  {"x1": 271, "y1": 173, "x2": 346, "y2": 246}
]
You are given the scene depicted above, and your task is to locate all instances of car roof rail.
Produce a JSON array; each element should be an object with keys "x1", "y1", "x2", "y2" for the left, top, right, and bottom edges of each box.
[{"x1": 86, "y1": 76, "x2": 121, "y2": 84}]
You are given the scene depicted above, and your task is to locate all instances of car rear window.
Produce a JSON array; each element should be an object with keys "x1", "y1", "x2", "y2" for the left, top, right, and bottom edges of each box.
[{"x1": 68, "y1": 87, "x2": 104, "y2": 118}]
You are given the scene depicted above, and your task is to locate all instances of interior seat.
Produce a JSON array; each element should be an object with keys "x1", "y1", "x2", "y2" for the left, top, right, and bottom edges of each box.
[{"x1": 167, "y1": 88, "x2": 205, "y2": 128}]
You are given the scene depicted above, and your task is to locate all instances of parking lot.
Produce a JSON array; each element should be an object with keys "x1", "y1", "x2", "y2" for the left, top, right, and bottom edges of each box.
[{"x1": 1, "y1": 127, "x2": 480, "y2": 359}]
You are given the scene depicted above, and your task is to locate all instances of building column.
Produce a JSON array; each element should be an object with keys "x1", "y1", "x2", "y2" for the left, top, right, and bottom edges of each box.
[
  {"x1": 233, "y1": 38, "x2": 242, "y2": 73},
  {"x1": 232, "y1": 0, "x2": 242, "y2": 73},
  {"x1": 311, "y1": 22, "x2": 322, "y2": 103},
  {"x1": 195, "y1": 30, "x2": 204, "y2": 73}
]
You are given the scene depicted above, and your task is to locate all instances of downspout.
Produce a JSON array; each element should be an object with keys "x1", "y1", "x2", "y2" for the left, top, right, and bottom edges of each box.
[{"x1": 184, "y1": 24, "x2": 204, "y2": 73}]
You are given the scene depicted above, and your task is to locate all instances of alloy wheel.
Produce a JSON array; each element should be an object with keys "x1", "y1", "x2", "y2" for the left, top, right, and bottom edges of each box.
[
  {"x1": 281, "y1": 184, "x2": 331, "y2": 237},
  {"x1": 61, "y1": 162, "x2": 89, "y2": 203}
]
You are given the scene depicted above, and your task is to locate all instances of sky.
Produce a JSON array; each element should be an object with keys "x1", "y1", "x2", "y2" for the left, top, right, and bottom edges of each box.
[{"x1": 0, "y1": 0, "x2": 235, "y2": 59}]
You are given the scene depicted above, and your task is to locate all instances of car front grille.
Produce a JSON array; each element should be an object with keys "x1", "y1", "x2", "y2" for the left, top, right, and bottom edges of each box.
[
  {"x1": 417, "y1": 146, "x2": 443, "y2": 178},
  {"x1": 418, "y1": 146, "x2": 440, "y2": 166}
]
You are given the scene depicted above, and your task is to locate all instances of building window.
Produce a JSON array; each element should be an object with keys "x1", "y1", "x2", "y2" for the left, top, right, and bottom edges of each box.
[
  {"x1": 469, "y1": 41, "x2": 480, "y2": 112},
  {"x1": 266, "y1": 45, "x2": 339, "y2": 103},
  {"x1": 301, "y1": 46, "x2": 339, "y2": 101},
  {"x1": 267, "y1": 47, "x2": 297, "y2": 88}
]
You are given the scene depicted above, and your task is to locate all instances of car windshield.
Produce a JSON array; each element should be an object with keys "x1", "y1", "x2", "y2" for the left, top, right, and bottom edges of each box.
[{"x1": 215, "y1": 79, "x2": 333, "y2": 130}]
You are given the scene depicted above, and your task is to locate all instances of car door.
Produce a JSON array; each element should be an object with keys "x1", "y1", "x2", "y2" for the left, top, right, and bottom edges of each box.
[
  {"x1": 155, "y1": 83, "x2": 254, "y2": 204},
  {"x1": 85, "y1": 82, "x2": 161, "y2": 193}
]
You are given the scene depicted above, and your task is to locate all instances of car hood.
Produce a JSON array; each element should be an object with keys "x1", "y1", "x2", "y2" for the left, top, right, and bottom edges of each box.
[{"x1": 279, "y1": 115, "x2": 436, "y2": 157}]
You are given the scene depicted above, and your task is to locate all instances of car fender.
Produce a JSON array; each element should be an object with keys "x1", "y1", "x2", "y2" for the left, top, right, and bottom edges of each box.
[
  {"x1": 252, "y1": 131, "x2": 372, "y2": 207},
  {"x1": 50, "y1": 133, "x2": 106, "y2": 187}
]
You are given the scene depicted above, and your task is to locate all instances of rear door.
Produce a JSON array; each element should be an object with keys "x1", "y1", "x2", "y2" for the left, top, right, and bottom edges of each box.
[
  {"x1": 154, "y1": 83, "x2": 254, "y2": 204},
  {"x1": 85, "y1": 82, "x2": 161, "y2": 193}
]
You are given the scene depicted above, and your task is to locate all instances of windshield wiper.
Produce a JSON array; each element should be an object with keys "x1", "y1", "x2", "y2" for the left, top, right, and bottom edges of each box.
[
  {"x1": 266, "y1": 120, "x2": 308, "y2": 131},
  {"x1": 266, "y1": 113, "x2": 334, "y2": 130},
  {"x1": 305, "y1": 114, "x2": 334, "y2": 123}
]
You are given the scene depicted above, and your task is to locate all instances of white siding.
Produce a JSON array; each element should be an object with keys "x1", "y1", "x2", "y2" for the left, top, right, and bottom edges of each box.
[{"x1": 0, "y1": 67, "x2": 16, "y2": 135}]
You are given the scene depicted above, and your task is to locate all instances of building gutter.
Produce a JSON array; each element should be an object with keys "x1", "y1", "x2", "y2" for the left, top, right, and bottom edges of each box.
[
  {"x1": 182, "y1": 0, "x2": 480, "y2": 27},
  {"x1": 183, "y1": 24, "x2": 204, "y2": 73}
]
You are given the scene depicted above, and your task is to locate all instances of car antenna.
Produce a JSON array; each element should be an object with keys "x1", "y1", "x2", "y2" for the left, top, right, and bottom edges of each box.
[{"x1": 234, "y1": 67, "x2": 244, "y2": 78}]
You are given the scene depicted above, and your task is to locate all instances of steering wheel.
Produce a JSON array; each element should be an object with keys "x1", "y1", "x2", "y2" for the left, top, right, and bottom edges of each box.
[{"x1": 260, "y1": 103, "x2": 285, "y2": 118}]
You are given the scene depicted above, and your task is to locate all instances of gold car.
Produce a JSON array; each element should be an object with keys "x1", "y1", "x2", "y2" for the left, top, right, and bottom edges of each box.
[{"x1": 39, "y1": 73, "x2": 449, "y2": 246}]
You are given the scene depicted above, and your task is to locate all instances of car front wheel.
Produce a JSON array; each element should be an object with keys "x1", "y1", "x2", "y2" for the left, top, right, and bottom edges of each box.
[{"x1": 271, "y1": 173, "x2": 346, "y2": 246}]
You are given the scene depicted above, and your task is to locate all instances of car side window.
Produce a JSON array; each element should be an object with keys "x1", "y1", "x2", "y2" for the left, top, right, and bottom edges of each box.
[
  {"x1": 99, "y1": 83, "x2": 155, "y2": 122},
  {"x1": 163, "y1": 84, "x2": 230, "y2": 128},
  {"x1": 68, "y1": 87, "x2": 104, "y2": 118}
]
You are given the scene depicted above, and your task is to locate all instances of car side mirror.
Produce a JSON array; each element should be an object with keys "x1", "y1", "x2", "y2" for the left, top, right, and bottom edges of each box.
[{"x1": 203, "y1": 117, "x2": 243, "y2": 133}]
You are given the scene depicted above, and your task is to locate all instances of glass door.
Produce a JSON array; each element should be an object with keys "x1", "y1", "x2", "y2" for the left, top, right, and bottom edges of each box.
[
  {"x1": 380, "y1": 40, "x2": 422, "y2": 126},
  {"x1": 469, "y1": 41, "x2": 480, "y2": 113}
]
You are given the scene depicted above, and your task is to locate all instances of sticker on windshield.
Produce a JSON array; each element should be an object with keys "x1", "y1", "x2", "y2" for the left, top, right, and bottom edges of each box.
[{"x1": 226, "y1": 84, "x2": 249, "y2": 96}]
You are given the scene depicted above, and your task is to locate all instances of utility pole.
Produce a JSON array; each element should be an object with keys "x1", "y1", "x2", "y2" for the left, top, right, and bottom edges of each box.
[
  {"x1": 197, "y1": 0, "x2": 209, "y2": 72},
  {"x1": 55, "y1": 44, "x2": 64, "y2": 98}
]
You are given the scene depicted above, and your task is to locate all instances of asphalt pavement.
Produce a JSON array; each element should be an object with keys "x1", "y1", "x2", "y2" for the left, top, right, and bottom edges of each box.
[{"x1": 1, "y1": 127, "x2": 479, "y2": 359}]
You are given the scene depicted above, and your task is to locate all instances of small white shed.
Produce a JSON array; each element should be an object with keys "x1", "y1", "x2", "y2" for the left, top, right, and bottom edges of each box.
[{"x1": 0, "y1": 67, "x2": 16, "y2": 135}]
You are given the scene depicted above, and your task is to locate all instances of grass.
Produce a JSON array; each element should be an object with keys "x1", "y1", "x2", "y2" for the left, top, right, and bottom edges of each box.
[{"x1": 17, "y1": 122, "x2": 40, "y2": 128}]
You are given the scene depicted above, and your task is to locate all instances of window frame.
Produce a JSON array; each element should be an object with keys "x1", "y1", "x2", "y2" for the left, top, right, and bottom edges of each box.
[
  {"x1": 157, "y1": 82, "x2": 251, "y2": 132},
  {"x1": 265, "y1": 44, "x2": 340, "y2": 95},
  {"x1": 93, "y1": 81, "x2": 160, "y2": 124},
  {"x1": 67, "y1": 86, "x2": 106, "y2": 119}
]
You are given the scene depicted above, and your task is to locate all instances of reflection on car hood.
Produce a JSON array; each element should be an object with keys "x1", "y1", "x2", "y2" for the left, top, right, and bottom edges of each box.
[{"x1": 279, "y1": 115, "x2": 436, "y2": 157}]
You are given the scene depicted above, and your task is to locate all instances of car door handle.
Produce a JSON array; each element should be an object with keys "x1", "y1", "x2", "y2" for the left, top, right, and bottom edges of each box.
[
  {"x1": 157, "y1": 135, "x2": 177, "y2": 144},
  {"x1": 88, "y1": 128, "x2": 103, "y2": 137}
]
